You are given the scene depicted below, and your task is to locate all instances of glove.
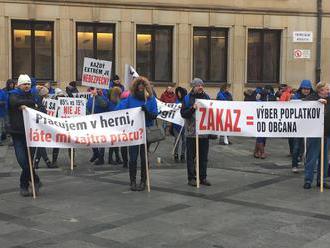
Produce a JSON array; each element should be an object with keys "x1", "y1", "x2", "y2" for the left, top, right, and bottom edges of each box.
[{"x1": 141, "y1": 105, "x2": 147, "y2": 112}]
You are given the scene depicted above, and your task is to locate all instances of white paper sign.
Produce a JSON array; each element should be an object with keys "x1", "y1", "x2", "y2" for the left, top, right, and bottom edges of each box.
[
  {"x1": 57, "y1": 97, "x2": 87, "y2": 118},
  {"x1": 196, "y1": 100, "x2": 324, "y2": 138},
  {"x1": 82, "y1": 57, "x2": 112, "y2": 89},
  {"x1": 293, "y1": 31, "x2": 313, "y2": 42},
  {"x1": 293, "y1": 49, "x2": 311, "y2": 59},
  {"x1": 23, "y1": 107, "x2": 146, "y2": 148},
  {"x1": 156, "y1": 99, "x2": 184, "y2": 126},
  {"x1": 72, "y1": 92, "x2": 92, "y2": 100},
  {"x1": 42, "y1": 98, "x2": 58, "y2": 117},
  {"x1": 124, "y1": 64, "x2": 139, "y2": 89}
]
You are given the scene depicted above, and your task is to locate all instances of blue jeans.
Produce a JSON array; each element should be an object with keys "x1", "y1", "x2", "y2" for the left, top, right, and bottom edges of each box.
[
  {"x1": 292, "y1": 138, "x2": 304, "y2": 168},
  {"x1": 305, "y1": 138, "x2": 328, "y2": 184},
  {"x1": 12, "y1": 134, "x2": 40, "y2": 189},
  {"x1": 129, "y1": 145, "x2": 147, "y2": 182}
]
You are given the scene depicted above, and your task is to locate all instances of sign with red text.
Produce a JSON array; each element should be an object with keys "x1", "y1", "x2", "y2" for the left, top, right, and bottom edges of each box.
[
  {"x1": 57, "y1": 97, "x2": 87, "y2": 118},
  {"x1": 42, "y1": 98, "x2": 58, "y2": 117},
  {"x1": 82, "y1": 57, "x2": 112, "y2": 89},
  {"x1": 196, "y1": 100, "x2": 323, "y2": 138},
  {"x1": 156, "y1": 99, "x2": 184, "y2": 126},
  {"x1": 23, "y1": 107, "x2": 146, "y2": 148}
]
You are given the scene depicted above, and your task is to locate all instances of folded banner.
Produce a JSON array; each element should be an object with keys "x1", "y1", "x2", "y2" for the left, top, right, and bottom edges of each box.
[
  {"x1": 23, "y1": 107, "x2": 146, "y2": 148},
  {"x1": 196, "y1": 99, "x2": 324, "y2": 138},
  {"x1": 156, "y1": 99, "x2": 185, "y2": 126}
]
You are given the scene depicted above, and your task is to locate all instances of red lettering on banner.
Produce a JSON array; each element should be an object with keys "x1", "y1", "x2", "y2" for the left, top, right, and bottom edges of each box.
[
  {"x1": 224, "y1": 109, "x2": 232, "y2": 131},
  {"x1": 216, "y1": 109, "x2": 224, "y2": 131},
  {"x1": 199, "y1": 108, "x2": 207, "y2": 130},
  {"x1": 233, "y1": 109, "x2": 241, "y2": 132},
  {"x1": 207, "y1": 108, "x2": 215, "y2": 130},
  {"x1": 29, "y1": 128, "x2": 52, "y2": 142}
]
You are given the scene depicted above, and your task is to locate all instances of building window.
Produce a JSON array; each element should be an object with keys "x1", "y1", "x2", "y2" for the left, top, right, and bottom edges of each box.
[
  {"x1": 193, "y1": 27, "x2": 228, "y2": 83},
  {"x1": 12, "y1": 20, "x2": 54, "y2": 80},
  {"x1": 76, "y1": 23, "x2": 115, "y2": 81},
  {"x1": 136, "y1": 25, "x2": 173, "y2": 82},
  {"x1": 247, "y1": 29, "x2": 281, "y2": 84}
]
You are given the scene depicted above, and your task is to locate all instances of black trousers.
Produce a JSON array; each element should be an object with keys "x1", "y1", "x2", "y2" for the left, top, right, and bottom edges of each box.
[
  {"x1": 129, "y1": 144, "x2": 146, "y2": 182},
  {"x1": 186, "y1": 137, "x2": 209, "y2": 181}
]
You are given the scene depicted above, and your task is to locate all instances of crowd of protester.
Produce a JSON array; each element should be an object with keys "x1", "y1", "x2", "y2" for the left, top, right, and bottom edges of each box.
[{"x1": 1, "y1": 74, "x2": 329, "y2": 196}]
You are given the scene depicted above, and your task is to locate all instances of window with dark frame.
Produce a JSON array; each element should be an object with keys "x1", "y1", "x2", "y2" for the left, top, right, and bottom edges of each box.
[
  {"x1": 136, "y1": 25, "x2": 173, "y2": 82},
  {"x1": 76, "y1": 22, "x2": 115, "y2": 81},
  {"x1": 193, "y1": 27, "x2": 228, "y2": 83},
  {"x1": 247, "y1": 29, "x2": 281, "y2": 84},
  {"x1": 12, "y1": 20, "x2": 54, "y2": 80}
]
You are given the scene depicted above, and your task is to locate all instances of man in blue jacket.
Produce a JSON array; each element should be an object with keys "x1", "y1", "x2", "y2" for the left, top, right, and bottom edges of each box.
[
  {"x1": 181, "y1": 78, "x2": 211, "y2": 187},
  {"x1": 7, "y1": 74, "x2": 42, "y2": 196},
  {"x1": 116, "y1": 77, "x2": 158, "y2": 191},
  {"x1": 87, "y1": 87, "x2": 109, "y2": 165}
]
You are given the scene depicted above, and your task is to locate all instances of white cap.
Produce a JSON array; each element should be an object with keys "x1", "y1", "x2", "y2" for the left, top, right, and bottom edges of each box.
[
  {"x1": 55, "y1": 88, "x2": 66, "y2": 96},
  {"x1": 17, "y1": 74, "x2": 31, "y2": 86}
]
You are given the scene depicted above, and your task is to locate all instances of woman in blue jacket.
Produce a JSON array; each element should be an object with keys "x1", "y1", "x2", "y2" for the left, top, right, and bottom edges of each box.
[{"x1": 116, "y1": 77, "x2": 158, "y2": 191}]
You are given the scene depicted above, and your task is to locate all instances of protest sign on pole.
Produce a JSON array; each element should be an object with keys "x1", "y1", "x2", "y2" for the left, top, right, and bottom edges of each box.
[
  {"x1": 156, "y1": 99, "x2": 185, "y2": 126},
  {"x1": 124, "y1": 64, "x2": 139, "y2": 89},
  {"x1": 57, "y1": 97, "x2": 87, "y2": 118},
  {"x1": 82, "y1": 57, "x2": 112, "y2": 89},
  {"x1": 42, "y1": 98, "x2": 58, "y2": 117},
  {"x1": 195, "y1": 100, "x2": 324, "y2": 138},
  {"x1": 23, "y1": 107, "x2": 146, "y2": 149},
  {"x1": 72, "y1": 92, "x2": 92, "y2": 100}
]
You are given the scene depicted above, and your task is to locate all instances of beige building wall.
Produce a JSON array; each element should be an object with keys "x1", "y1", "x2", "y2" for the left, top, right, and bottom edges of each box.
[{"x1": 0, "y1": 0, "x2": 329, "y2": 99}]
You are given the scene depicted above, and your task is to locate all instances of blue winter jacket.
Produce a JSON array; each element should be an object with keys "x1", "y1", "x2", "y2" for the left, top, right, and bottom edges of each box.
[
  {"x1": 216, "y1": 90, "x2": 233, "y2": 101},
  {"x1": 87, "y1": 95, "x2": 109, "y2": 114},
  {"x1": 116, "y1": 95, "x2": 158, "y2": 127},
  {"x1": 0, "y1": 89, "x2": 7, "y2": 118}
]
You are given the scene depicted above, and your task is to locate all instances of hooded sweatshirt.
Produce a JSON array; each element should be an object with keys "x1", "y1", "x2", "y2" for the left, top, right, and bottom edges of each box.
[{"x1": 292, "y1": 80, "x2": 314, "y2": 100}]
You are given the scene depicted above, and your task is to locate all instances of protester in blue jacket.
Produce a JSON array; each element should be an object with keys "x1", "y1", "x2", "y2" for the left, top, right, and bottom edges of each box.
[
  {"x1": 107, "y1": 87, "x2": 123, "y2": 165},
  {"x1": 180, "y1": 78, "x2": 211, "y2": 187},
  {"x1": 290, "y1": 80, "x2": 313, "y2": 173},
  {"x1": 0, "y1": 88, "x2": 7, "y2": 146},
  {"x1": 216, "y1": 84, "x2": 233, "y2": 145},
  {"x1": 116, "y1": 77, "x2": 158, "y2": 191},
  {"x1": 87, "y1": 88, "x2": 109, "y2": 165},
  {"x1": 7, "y1": 74, "x2": 42, "y2": 197}
]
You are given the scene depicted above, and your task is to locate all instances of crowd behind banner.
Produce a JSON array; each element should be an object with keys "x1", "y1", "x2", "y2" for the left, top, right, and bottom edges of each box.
[{"x1": 1, "y1": 71, "x2": 330, "y2": 197}]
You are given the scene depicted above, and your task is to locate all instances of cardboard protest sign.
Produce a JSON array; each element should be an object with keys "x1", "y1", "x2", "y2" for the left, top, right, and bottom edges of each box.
[
  {"x1": 72, "y1": 92, "x2": 92, "y2": 100},
  {"x1": 23, "y1": 107, "x2": 146, "y2": 148},
  {"x1": 82, "y1": 57, "x2": 112, "y2": 89},
  {"x1": 156, "y1": 99, "x2": 184, "y2": 126},
  {"x1": 42, "y1": 98, "x2": 58, "y2": 117},
  {"x1": 196, "y1": 100, "x2": 324, "y2": 138},
  {"x1": 124, "y1": 64, "x2": 139, "y2": 89},
  {"x1": 57, "y1": 97, "x2": 87, "y2": 118}
]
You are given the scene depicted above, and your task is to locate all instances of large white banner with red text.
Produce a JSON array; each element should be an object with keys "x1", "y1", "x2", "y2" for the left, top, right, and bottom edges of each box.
[
  {"x1": 196, "y1": 100, "x2": 324, "y2": 138},
  {"x1": 23, "y1": 107, "x2": 146, "y2": 148}
]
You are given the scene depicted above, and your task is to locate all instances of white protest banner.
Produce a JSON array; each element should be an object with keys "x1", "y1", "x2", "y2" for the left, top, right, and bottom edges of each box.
[
  {"x1": 72, "y1": 92, "x2": 92, "y2": 100},
  {"x1": 124, "y1": 64, "x2": 139, "y2": 89},
  {"x1": 57, "y1": 97, "x2": 87, "y2": 118},
  {"x1": 42, "y1": 98, "x2": 58, "y2": 117},
  {"x1": 82, "y1": 57, "x2": 112, "y2": 89},
  {"x1": 156, "y1": 99, "x2": 184, "y2": 126},
  {"x1": 23, "y1": 107, "x2": 146, "y2": 148},
  {"x1": 196, "y1": 100, "x2": 324, "y2": 138}
]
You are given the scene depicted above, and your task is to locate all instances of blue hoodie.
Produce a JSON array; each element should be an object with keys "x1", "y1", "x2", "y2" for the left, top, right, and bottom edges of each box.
[
  {"x1": 0, "y1": 89, "x2": 7, "y2": 118},
  {"x1": 87, "y1": 95, "x2": 109, "y2": 114},
  {"x1": 216, "y1": 90, "x2": 233, "y2": 101},
  {"x1": 116, "y1": 95, "x2": 157, "y2": 127},
  {"x1": 292, "y1": 80, "x2": 313, "y2": 100}
]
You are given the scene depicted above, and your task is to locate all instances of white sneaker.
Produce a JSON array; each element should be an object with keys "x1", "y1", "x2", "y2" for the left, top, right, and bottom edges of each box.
[{"x1": 292, "y1": 167, "x2": 298, "y2": 173}]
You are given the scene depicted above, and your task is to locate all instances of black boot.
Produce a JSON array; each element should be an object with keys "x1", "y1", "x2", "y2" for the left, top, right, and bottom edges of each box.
[
  {"x1": 52, "y1": 151, "x2": 59, "y2": 167},
  {"x1": 137, "y1": 181, "x2": 146, "y2": 191},
  {"x1": 108, "y1": 148, "x2": 117, "y2": 164},
  {"x1": 90, "y1": 153, "x2": 98, "y2": 163},
  {"x1": 94, "y1": 158, "x2": 105, "y2": 165},
  {"x1": 123, "y1": 161, "x2": 128, "y2": 168},
  {"x1": 46, "y1": 158, "x2": 58, "y2": 168},
  {"x1": 34, "y1": 159, "x2": 39, "y2": 169},
  {"x1": 130, "y1": 180, "x2": 137, "y2": 191},
  {"x1": 115, "y1": 148, "x2": 123, "y2": 164}
]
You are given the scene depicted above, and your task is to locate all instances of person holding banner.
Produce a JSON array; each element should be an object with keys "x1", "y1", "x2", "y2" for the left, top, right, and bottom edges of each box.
[
  {"x1": 303, "y1": 82, "x2": 330, "y2": 189},
  {"x1": 181, "y1": 78, "x2": 211, "y2": 187},
  {"x1": 7, "y1": 74, "x2": 42, "y2": 196},
  {"x1": 116, "y1": 77, "x2": 158, "y2": 191},
  {"x1": 107, "y1": 87, "x2": 123, "y2": 165},
  {"x1": 87, "y1": 87, "x2": 109, "y2": 165},
  {"x1": 110, "y1": 74, "x2": 125, "y2": 92},
  {"x1": 290, "y1": 80, "x2": 314, "y2": 173}
]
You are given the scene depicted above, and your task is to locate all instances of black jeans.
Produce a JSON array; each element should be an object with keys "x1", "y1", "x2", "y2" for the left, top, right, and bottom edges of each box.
[
  {"x1": 292, "y1": 138, "x2": 304, "y2": 168},
  {"x1": 92, "y1": 148, "x2": 104, "y2": 160},
  {"x1": 121, "y1": 146, "x2": 128, "y2": 164},
  {"x1": 53, "y1": 148, "x2": 75, "y2": 162},
  {"x1": 35, "y1": 147, "x2": 49, "y2": 162},
  {"x1": 129, "y1": 144, "x2": 146, "y2": 182},
  {"x1": 186, "y1": 137, "x2": 209, "y2": 181},
  {"x1": 12, "y1": 134, "x2": 40, "y2": 189}
]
